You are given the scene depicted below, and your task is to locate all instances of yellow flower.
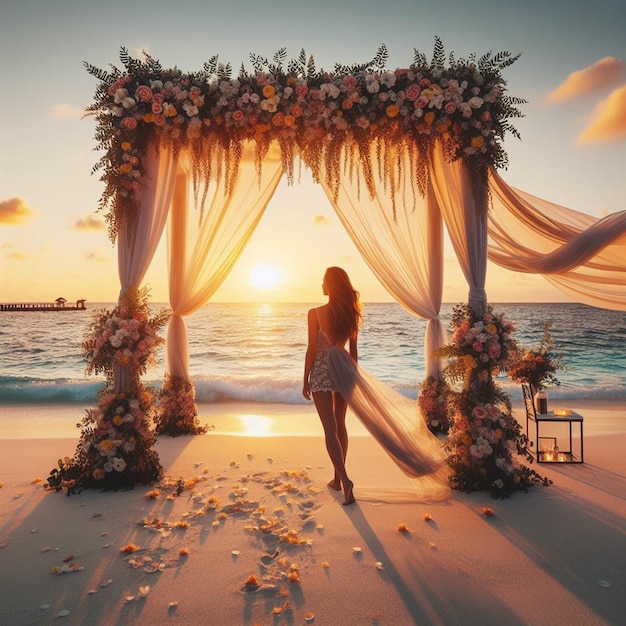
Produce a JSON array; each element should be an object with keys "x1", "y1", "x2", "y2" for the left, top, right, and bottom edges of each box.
[
  {"x1": 424, "y1": 111, "x2": 436, "y2": 124},
  {"x1": 262, "y1": 85, "x2": 276, "y2": 98},
  {"x1": 100, "y1": 439, "x2": 114, "y2": 451},
  {"x1": 463, "y1": 354, "x2": 476, "y2": 369},
  {"x1": 486, "y1": 323, "x2": 497, "y2": 334},
  {"x1": 119, "y1": 163, "x2": 133, "y2": 174},
  {"x1": 471, "y1": 135, "x2": 484, "y2": 148},
  {"x1": 113, "y1": 415, "x2": 123, "y2": 426},
  {"x1": 121, "y1": 142, "x2": 132, "y2": 151}
]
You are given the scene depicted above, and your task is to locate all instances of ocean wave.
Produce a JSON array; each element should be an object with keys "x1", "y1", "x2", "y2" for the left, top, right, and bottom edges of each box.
[{"x1": 1, "y1": 374, "x2": 625, "y2": 406}]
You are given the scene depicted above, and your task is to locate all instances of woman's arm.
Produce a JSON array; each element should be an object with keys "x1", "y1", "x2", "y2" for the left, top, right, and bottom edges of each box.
[
  {"x1": 349, "y1": 331, "x2": 358, "y2": 362},
  {"x1": 302, "y1": 308, "x2": 318, "y2": 399}
]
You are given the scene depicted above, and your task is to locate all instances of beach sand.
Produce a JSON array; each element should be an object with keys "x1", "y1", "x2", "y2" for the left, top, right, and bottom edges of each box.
[{"x1": 0, "y1": 400, "x2": 624, "y2": 625}]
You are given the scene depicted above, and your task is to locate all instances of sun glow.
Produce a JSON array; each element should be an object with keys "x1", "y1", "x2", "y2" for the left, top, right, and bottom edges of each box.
[{"x1": 250, "y1": 264, "x2": 283, "y2": 290}]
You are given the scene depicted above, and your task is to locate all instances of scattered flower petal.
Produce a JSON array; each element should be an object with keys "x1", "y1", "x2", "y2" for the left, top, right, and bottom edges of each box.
[
  {"x1": 0, "y1": 542, "x2": 7, "y2": 549},
  {"x1": 40, "y1": 604, "x2": 51, "y2": 610},
  {"x1": 137, "y1": 585, "x2": 150, "y2": 598},
  {"x1": 120, "y1": 543, "x2": 140, "y2": 553},
  {"x1": 321, "y1": 561, "x2": 330, "y2": 568},
  {"x1": 92, "y1": 512, "x2": 103, "y2": 518},
  {"x1": 423, "y1": 513, "x2": 432, "y2": 521},
  {"x1": 87, "y1": 589, "x2": 98, "y2": 594},
  {"x1": 55, "y1": 609, "x2": 71, "y2": 617},
  {"x1": 428, "y1": 541, "x2": 437, "y2": 549},
  {"x1": 375, "y1": 561, "x2": 384, "y2": 570},
  {"x1": 30, "y1": 528, "x2": 39, "y2": 533},
  {"x1": 352, "y1": 546, "x2": 362, "y2": 554},
  {"x1": 481, "y1": 506, "x2": 495, "y2": 517},
  {"x1": 41, "y1": 546, "x2": 51, "y2": 552},
  {"x1": 125, "y1": 596, "x2": 136, "y2": 603},
  {"x1": 396, "y1": 523, "x2": 410, "y2": 533},
  {"x1": 100, "y1": 578, "x2": 113, "y2": 587},
  {"x1": 599, "y1": 580, "x2": 611, "y2": 588},
  {"x1": 179, "y1": 548, "x2": 190, "y2": 557},
  {"x1": 168, "y1": 601, "x2": 178, "y2": 609},
  {"x1": 305, "y1": 612, "x2": 315, "y2": 622},
  {"x1": 231, "y1": 550, "x2": 240, "y2": 556}
]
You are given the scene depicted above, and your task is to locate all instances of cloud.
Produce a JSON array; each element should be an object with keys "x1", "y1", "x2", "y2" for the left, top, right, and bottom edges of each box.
[
  {"x1": 85, "y1": 250, "x2": 108, "y2": 263},
  {"x1": 74, "y1": 215, "x2": 106, "y2": 231},
  {"x1": 1, "y1": 242, "x2": 15, "y2": 249},
  {"x1": 0, "y1": 197, "x2": 36, "y2": 224},
  {"x1": 547, "y1": 57, "x2": 626, "y2": 103},
  {"x1": 4, "y1": 251, "x2": 28, "y2": 261},
  {"x1": 53, "y1": 103, "x2": 85, "y2": 118},
  {"x1": 577, "y1": 85, "x2": 626, "y2": 144},
  {"x1": 312, "y1": 214, "x2": 330, "y2": 225}
]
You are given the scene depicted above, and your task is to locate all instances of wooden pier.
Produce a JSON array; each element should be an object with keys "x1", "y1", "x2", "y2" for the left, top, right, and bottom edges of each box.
[{"x1": 0, "y1": 298, "x2": 87, "y2": 312}]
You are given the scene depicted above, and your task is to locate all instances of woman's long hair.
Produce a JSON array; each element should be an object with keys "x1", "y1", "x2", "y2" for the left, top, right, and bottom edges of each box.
[{"x1": 324, "y1": 267, "x2": 362, "y2": 343}]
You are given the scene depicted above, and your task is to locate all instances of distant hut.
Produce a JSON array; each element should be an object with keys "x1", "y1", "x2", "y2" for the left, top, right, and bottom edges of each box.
[
  {"x1": 55, "y1": 297, "x2": 67, "y2": 308},
  {"x1": 76, "y1": 299, "x2": 86, "y2": 310}
]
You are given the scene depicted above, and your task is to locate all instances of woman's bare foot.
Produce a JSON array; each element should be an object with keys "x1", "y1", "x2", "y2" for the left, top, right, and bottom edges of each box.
[
  {"x1": 343, "y1": 480, "x2": 355, "y2": 506},
  {"x1": 327, "y1": 478, "x2": 341, "y2": 491}
]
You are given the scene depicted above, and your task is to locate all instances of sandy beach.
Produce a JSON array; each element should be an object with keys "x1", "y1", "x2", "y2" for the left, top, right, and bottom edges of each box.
[{"x1": 0, "y1": 399, "x2": 624, "y2": 626}]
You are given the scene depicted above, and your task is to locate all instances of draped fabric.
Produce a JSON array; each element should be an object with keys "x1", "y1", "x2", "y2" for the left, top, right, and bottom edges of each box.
[
  {"x1": 487, "y1": 169, "x2": 626, "y2": 311},
  {"x1": 430, "y1": 143, "x2": 488, "y2": 317},
  {"x1": 114, "y1": 143, "x2": 178, "y2": 391},
  {"x1": 166, "y1": 142, "x2": 284, "y2": 378},
  {"x1": 318, "y1": 141, "x2": 447, "y2": 379},
  {"x1": 327, "y1": 347, "x2": 451, "y2": 502}
]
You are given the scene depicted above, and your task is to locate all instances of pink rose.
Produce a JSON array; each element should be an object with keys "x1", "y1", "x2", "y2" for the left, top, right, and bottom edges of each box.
[
  {"x1": 151, "y1": 102, "x2": 163, "y2": 114},
  {"x1": 232, "y1": 110, "x2": 245, "y2": 122},
  {"x1": 341, "y1": 99, "x2": 353, "y2": 110},
  {"x1": 405, "y1": 84, "x2": 421, "y2": 101},
  {"x1": 295, "y1": 84, "x2": 309, "y2": 97},
  {"x1": 472, "y1": 341, "x2": 484, "y2": 352},
  {"x1": 343, "y1": 75, "x2": 357, "y2": 90},
  {"x1": 472, "y1": 405, "x2": 489, "y2": 420},
  {"x1": 122, "y1": 117, "x2": 137, "y2": 130},
  {"x1": 444, "y1": 101, "x2": 457, "y2": 115},
  {"x1": 415, "y1": 95, "x2": 429, "y2": 109},
  {"x1": 152, "y1": 93, "x2": 164, "y2": 105},
  {"x1": 135, "y1": 85, "x2": 153, "y2": 102}
]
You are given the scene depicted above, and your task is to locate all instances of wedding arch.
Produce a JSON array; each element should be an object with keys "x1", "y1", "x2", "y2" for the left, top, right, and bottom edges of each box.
[{"x1": 60, "y1": 40, "x2": 626, "y2": 497}]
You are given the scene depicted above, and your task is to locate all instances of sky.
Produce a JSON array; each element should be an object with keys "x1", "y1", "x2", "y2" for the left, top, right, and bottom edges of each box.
[{"x1": 1, "y1": 0, "x2": 625, "y2": 305}]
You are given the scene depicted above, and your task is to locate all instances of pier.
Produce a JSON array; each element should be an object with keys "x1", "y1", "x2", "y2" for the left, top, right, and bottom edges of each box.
[{"x1": 0, "y1": 298, "x2": 87, "y2": 312}]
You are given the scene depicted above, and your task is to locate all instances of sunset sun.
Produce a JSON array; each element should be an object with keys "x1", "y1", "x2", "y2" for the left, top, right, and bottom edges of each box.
[{"x1": 250, "y1": 264, "x2": 283, "y2": 290}]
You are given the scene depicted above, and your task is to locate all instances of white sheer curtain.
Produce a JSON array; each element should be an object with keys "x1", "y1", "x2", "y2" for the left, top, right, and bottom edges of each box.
[
  {"x1": 166, "y1": 142, "x2": 284, "y2": 379},
  {"x1": 114, "y1": 142, "x2": 178, "y2": 391},
  {"x1": 317, "y1": 140, "x2": 447, "y2": 378},
  {"x1": 430, "y1": 143, "x2": 488, "y2": 317},
  {"x1": 487, "y1": 169, "x2": 626, "y2": 311}
]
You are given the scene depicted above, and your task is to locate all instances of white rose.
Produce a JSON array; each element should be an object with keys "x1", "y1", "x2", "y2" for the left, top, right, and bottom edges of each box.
[
  {"x1": 114, "y1": 88, "x2": 129, "y2": 104},
  {"x1": 468, "y1": 96, "x2": 484, "y2": 109},
  {"x1": 380, "y1": 71, "x2": 396, "y2": 88},
  {"x1": 121, "y1": 97, "x2": 136, "y2": 109}
]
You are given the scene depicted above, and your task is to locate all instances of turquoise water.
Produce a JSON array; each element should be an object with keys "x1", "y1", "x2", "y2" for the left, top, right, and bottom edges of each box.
[{"x1": 0, "y1": 302, "x2": 624, "y2": 405}]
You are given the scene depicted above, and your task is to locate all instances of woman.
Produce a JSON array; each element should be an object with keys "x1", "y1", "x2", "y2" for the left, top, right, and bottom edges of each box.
[
  {"x1": 304, "y1": 268, "x2": 450, "y2": 504},
  {"x1": 303, "y1": 267, "x2": 361, "y2": 505}
]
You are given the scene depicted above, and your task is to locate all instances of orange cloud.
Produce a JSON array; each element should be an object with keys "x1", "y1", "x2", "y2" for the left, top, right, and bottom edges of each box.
[
  {"x1": 74, "y1": 215, "x2": 106, "y2": 231},
  {"x1": 577, "y1": 85, "x2": 626, "y2": 144},
  {"x1": 0, "y1": 197, "x2": 35, "y2": 224},
  {"x1": 4, "y1": 251, "x2": 28, "y2": 261},
  {"x1": 312, "y1": 214, "x2": 330, "y2": 226},
  {"x1": 85, "y1": 250, "x2": 108, "y2": 263},
  {"x1": 547, "y1": 57, "x2": 626, "y2": 103}
]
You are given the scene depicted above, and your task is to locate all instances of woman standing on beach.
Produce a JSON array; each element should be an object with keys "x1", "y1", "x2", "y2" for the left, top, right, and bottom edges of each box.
[
  {"x1": 303, "y1": 267, "x2": 450, "y2": 504},
  {"x1": 303, "y1": 267, "x2": 361, "y2": 505}
]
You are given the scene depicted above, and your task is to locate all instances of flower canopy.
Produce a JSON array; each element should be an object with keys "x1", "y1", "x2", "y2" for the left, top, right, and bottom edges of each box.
[{"x1": 85, "y1": 38, "x2": 524, "y2": 240}]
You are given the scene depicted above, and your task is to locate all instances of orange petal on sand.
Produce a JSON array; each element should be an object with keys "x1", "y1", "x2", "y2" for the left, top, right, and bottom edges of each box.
[
  {"x1": 120, "y1": 543, "x2": 140, "y2": 553},
  {"x1": 146, "y1": 489, "x2": 161, "y2": 499},
  {"x1": 428, "y1": 541, "x2": 437, "y2": 549},
  {"x1": 321, "y1": 561, "x2": 330, "y2": 568},
  {"x1": 31, "y1": 477, "x2": 44, "y2": 484},
  {"x1": 396, "y1": 523, "x2": 410, "y2": 533},
  {"x1": 287, "y1": 571, "x2": 299, "y2": 582},
  {"x1": 92, "y1": 512, "x2": 103, "y2": 518},
  {"x1": 423, "y1": 513, "x2": 432, "y2": 521},
  {"x1": 179, "y1": 548, "x2": 190, "y2": 557},
  {"x1": 481, "y1": 506, "x2": 495, "y2": 517},
  {"x1": 62, "y1": 554, "x2": 75, "y2": 562},
  {"x1": 305, "y1": 612, "x2": 315, "y2": 622}
]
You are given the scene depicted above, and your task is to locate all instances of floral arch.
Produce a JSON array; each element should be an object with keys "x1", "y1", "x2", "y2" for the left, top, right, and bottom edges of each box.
[{"x1": 66, "y1": 40, "x2": 626, "y2": 496}]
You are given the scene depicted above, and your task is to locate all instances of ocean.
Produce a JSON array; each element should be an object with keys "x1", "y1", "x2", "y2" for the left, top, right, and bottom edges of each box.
[{"x1": 0, "y1": 302, "x2": 624, "y2": 408}]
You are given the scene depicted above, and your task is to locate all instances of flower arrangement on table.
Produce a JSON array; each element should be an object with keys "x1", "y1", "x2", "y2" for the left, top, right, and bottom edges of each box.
[
  {"x1": 439, "y1": 304, "x2": 546, "y2": 497},
  {"x1": 507, "y1": 323, "x2": 566, "y2": 392},
  {"x1": 155, "y1": 374, "x2": 210, "y2": 437},
  {"x1": 418, "y1": 376, "x2": 453, "y2": 434},
  {"x1": 48, "y1": 287, "x2": 170, "y2": 492},
  {"x1": 84, "y1": 38, "x2": 524, "y2": 240}
]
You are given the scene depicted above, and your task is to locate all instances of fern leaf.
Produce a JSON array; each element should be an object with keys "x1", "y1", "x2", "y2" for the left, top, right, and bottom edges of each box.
[{"x1": 431, "y1": 36, "x2": 445, "y2": 71}]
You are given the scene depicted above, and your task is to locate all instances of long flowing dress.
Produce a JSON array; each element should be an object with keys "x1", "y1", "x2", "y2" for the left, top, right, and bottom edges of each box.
[{"x1": 314, "y1": 327, "x2": 450, "y2": 502}]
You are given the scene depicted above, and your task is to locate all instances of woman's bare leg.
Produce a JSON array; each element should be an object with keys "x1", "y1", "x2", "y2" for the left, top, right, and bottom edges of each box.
[
  {"x1": 313, "y1": 391, "x2": 355, "y2": 505},
  {"x1": 328, "y1": 391, "x2": 349, "y2": 490}
]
